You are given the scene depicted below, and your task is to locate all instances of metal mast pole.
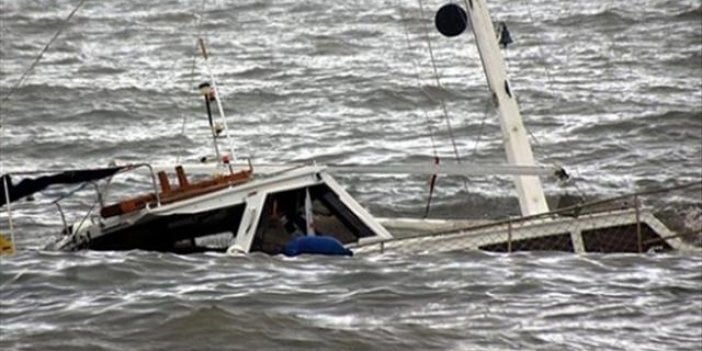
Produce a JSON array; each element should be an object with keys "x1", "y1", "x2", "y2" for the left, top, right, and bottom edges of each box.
[
  {"x1": 198, "y1": 38, "x2": 238, "y2": 165},
  {"x1": 199, "y1": 83, "x2": 222, "y2": 163},
  {"x1": 463, "y1": 0, "x2": 549, "y2": 215}
]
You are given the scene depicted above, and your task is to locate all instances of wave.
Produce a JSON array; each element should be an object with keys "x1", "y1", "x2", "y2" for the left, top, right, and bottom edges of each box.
[
  {"x1": 569, "y1": 110, "x2": 701, "y2": 137},
  {"x1": 640, "y1": 110, "x2": 702, "y2": 126},
  {"x1": 550, "y1": 9, "x2": 637, "y2": 28},
  {"x1": 674, "y1": 5, "x2": 702, "y2": 20},
  {"x1": 307, "y1": 34, "x2": 370, "y2": 56},
  {"x1": 4, "y1": 249, "x2": 700, "y2": 350}
]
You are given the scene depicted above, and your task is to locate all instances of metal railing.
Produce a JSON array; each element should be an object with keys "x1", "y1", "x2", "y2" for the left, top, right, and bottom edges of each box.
[
  {"x1": 366, "y1": 181, "x2": 702, "y2": 254},
  {"x1": 0, "y1": 163, "x2": 162, "y2": 249}
]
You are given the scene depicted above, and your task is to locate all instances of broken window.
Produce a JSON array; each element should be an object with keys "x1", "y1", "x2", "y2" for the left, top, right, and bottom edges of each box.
[{"x1": 251, "y1": 184, "x2": 375, "y2": 254}]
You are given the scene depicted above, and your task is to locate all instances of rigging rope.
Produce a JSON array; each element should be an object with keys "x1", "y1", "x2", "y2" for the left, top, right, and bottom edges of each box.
[
  {"x1": 513, "y1": 0, "x2": 577, "y2": 180},
  {"x1": 415, "y1": 0, "x2": 464, "y2": 166},
  {"x1": 176, "y1": 0, "x2": 209, "y2": 164},
  {"x1": 0, "y1": 0, "x2": 87, "y2": 181},
  {"x1": 519, "y1": 0, "x2": 559, "y2": 99},
  {"x1": 471, "y1": 96, "x2": 493, "y2": 157},
  {"x1": 396, "y1": 2, "x2": 442, "y2": 217},
  {"x1": 176, "y1": 0, "x2": 240, "y2": 168},
  {"x1": 396, "y1": 4, "x2": 439, "y2": 159},
  {"x1": 517, "y1": 0, "x2": 589, "y2": 198},
  {"x1": 497, "y1": 28, "x2": 549, "y2": 155},
  {"x1": 1, "y1": 0, "x2": 87, "y2": 103},
  {"x1": 175, "y1": 44, "x2": 200, "y2": 165}
]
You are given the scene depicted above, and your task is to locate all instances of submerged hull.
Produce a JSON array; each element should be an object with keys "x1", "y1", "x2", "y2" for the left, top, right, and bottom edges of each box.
[
  {"x1": 45, "y1": 164, "x2": 700, "y2": 256},
  {"x1": 49, "y1": 166, "x2": 394, "y2": 255},
  {"x1": 360, "y1": 209, "x2": 698, "y2": 255},
  {"x1": 88, "y1": 205, "x2": 245, "y2": 254}
]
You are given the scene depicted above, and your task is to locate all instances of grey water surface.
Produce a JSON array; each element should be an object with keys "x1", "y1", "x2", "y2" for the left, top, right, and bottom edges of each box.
[{"x1": 1, "y1": 0, "x2": 701, "y2": 350}]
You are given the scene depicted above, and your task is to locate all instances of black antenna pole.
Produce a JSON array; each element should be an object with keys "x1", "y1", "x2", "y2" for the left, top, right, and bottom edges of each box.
[{"x1": 198, "y1": 82, "x2": 221, "y2": 163}]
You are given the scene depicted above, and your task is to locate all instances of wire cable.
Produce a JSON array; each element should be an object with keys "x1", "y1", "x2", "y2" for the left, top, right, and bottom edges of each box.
[
  {"x1": 416, "y1": 0, "x2": 464, "y2": 166},
  {"x1": 1, "y1": 0, "x2": 87, "y2": 103}
]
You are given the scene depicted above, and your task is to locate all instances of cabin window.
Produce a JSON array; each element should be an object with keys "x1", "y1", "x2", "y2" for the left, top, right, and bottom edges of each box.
[
  {"x1": 251, "y1": 184, "x2": 375, "y2": 254},
  {"x1": 168, "y1": 204, "x2": 246, "y2": 252},
  {"x1": 93, "y1": 203, "x2": 246, "y2": 253}
]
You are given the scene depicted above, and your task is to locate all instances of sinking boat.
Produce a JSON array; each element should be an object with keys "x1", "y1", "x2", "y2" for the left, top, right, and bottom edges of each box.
[{"x1": 2, "y1": 0, "x2": 700, "y2": 256}]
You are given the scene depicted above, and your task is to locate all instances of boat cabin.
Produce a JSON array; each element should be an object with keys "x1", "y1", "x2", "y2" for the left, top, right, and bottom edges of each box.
[{"x1": 50, "y1": 165, "x2": 393, "y2": 254}]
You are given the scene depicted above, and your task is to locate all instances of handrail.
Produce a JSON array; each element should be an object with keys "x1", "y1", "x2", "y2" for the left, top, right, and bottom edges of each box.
[
  {"x1": 367, "y1": 180, "x2": 702, "y2": 245},
  {"x1": 138, "y1": 163, "x2": 161, "y2": 206},
  {"x1": 0, "y1": 163, "x2": 163, "y2": 230}
]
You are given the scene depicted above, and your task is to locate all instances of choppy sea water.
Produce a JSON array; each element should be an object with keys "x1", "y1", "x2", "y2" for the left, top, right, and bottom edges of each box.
[
  {"x1": 1, "y1": 0, "x2": 701, "y2": 350},
  {"x1": 2, "y1": 251, "x2": 701, "y2": 351}
]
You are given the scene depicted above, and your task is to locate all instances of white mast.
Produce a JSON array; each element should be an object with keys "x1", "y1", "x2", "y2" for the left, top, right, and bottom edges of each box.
[
  {"x1": 464, "y1": 0, "x2": 549, "y2": 215},
  {"x1": 198, "y1": 38, "x2": 238, "y2": 165}
]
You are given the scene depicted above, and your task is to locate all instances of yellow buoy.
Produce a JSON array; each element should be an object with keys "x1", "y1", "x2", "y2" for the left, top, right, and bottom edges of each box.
[{"x1": 0, "y1": 232, "x2": 15, "y2": 255}]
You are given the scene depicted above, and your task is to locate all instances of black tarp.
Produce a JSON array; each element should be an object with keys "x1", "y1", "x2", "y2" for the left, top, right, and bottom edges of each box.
[{"x1": 1, "y1": 167, "x2": 123, "y2": 207}]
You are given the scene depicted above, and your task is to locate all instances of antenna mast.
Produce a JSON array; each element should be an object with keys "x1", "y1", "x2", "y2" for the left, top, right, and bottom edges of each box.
[{"x1": 197, "y1": 38, "x2": 238, "y2": 167}]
